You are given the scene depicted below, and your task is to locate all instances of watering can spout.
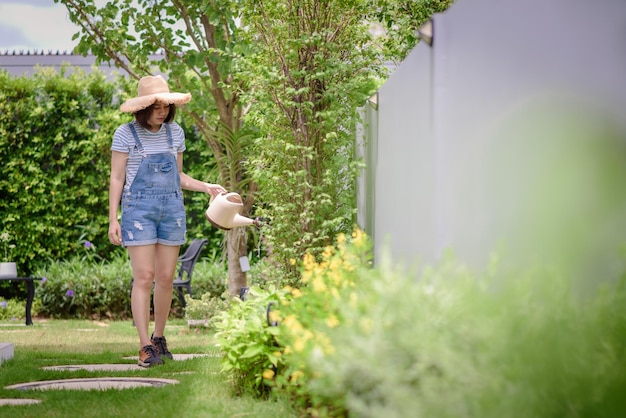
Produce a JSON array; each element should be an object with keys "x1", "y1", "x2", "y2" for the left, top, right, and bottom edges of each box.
[
  {"x1": 232, "y1": 214, "x2": 256, "y2": 228},
  {"x1": 205, "y1": 191, "x2": 259, "y2": 230}
]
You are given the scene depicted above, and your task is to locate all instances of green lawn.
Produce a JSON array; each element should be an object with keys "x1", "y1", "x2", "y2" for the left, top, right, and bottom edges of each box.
[{"x1": 0, "y1": 319, "x2": 298, "y2": 418}]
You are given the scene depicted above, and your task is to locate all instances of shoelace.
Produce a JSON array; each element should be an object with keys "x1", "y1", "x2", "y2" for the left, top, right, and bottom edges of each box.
[
  {"x1": 153, "y1": 336, "x2": 169, "y2": 354},
  {"x1": 143, "y1": 344, "x2": 160, "y2": 359}
]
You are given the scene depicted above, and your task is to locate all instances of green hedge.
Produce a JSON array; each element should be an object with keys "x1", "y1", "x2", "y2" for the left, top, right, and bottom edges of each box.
[
  {"x1": 32, "y1": 251, "x2": 228, "y2": 320},
  {"x1": 0, "y1": 67, "x2": 222, "y2": 283},
  {"x1": 0, "y1": 67, "x2": 120, "y2": 276}
]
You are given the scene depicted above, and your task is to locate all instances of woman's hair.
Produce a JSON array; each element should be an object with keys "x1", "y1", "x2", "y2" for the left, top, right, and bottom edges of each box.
[{"x1": 134, "y1": 103, "x2": 177, "y2": 130}]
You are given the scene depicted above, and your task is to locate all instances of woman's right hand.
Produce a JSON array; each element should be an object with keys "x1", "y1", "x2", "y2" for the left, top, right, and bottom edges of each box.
[
  {"x1": 108, "y1": 220, "x2": 122, "y2": 246},
  {"x1": 205, "y1": 183, "x2": 227, "y2": 198}
]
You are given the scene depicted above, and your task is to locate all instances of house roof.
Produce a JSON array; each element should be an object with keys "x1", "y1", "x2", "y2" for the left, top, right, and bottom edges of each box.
[{"x1": 0, "y1": 50, "x2": 158, "y2": 78}]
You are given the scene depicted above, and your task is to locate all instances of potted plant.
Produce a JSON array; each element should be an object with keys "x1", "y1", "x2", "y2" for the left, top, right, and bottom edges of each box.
[{"x1": 0, "y1": 231, "x2": 17, "y2": 279}]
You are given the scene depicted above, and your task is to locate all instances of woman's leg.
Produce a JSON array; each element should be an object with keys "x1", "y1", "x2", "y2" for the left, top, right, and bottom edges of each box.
[
  {"x1": 152, "y1": 244, "x2": 180, "y2": 338},
  {"x1": 128, "y1": 245, "x2": 157, "y2": 348}
]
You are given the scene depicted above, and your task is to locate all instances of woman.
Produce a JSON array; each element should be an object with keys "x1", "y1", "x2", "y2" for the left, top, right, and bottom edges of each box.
[{"x1": 108, "y1": 75, "x2": 225, "y2": 367}]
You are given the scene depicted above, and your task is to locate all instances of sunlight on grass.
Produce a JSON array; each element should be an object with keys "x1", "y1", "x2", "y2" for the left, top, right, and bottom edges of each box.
[
  {"x1": 2, "y1": 320, "x2": 209, "y2": 355},
  {"x1": 0, "y1": 319, "x2": 298, "y2": 418}
]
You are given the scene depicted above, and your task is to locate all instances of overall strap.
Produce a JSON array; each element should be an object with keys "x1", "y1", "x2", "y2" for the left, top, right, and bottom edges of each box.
[
  {"x1": 164, "y1": 123, "x2": 174, "y2": 149},
  {"x1": 127, "y1": 122, "x2": 146, "y2": 156}
]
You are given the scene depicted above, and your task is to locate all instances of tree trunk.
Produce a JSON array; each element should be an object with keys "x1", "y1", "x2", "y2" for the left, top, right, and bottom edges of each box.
[{"x1": 227, "y1": 227, "x2": 249, "y2": 297}]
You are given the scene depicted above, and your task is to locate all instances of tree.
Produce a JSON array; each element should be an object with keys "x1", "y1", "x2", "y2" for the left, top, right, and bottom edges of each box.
[
  {"x1": 240, "y1": 0, "x2": 382, "y2": 280},
  {"x1": 56, "y1": 0, "x2": 455, "y2": 289},
  {"x1": 238, "y1": 0, "x2": 454, "y2": 279},
  {"x1": 57, "y1": 0, "x2": 255, "y2": 296},
  {"x1": 370, "y1": 0, "x2": 455, "y2": 63}
]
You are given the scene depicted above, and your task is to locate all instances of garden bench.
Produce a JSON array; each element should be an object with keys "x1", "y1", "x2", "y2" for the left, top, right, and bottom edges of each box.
[{"x1": 0, "y1": 276, "x2": 43, "y2": 325}]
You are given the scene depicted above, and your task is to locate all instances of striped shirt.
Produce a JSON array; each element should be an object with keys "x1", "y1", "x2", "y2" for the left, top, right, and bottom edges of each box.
[{"x1": 112, "y1": 121, "x2": 186, "y2": 190}]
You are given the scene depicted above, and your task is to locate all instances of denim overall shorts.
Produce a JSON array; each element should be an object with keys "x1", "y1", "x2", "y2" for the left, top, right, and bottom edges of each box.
[{"x1": 121, "y1": 123, "x2": 186, "y2": 247}]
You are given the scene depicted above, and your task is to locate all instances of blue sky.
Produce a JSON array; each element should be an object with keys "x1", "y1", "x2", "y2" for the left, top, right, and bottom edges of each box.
[{"x1": 0, "y1": 0, "x2": 79, "y2": 52}]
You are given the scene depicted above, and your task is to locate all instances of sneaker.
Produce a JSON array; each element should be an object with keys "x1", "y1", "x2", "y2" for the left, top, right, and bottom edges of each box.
[
  {"x1": 151, "y1": 333, "x2": 173, "y2": 360},
  {"x1": 138, "y1": 344, "x2": 163, "y2": 368}
]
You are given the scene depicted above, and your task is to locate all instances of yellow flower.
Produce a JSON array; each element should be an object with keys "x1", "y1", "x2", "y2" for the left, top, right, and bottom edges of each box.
[
  {"x1": 360, "y1": 317, "x2": 373, "y2": 333},
  {"x1": 290, "y1": 370, "x2": 305, "y2": 383},
  {"x1": 283, "y1": 315, "x2": 303, "y2": 333},
  {"x1": 322, "y1": 245, "x2": 334, "y2": 259},
  {"x1": 291, "y1": 288, "x2": 303, "y2": 298},
  {"x1": 326, "y1": 315, "x2": 339, "y2": 328},
  {"x1": 303, "y1": 253, "x2": 316, "y2": 269},
  {"x1": 312, "y1": 276, "x2": 327, "y2": 293},
  {"x1": 352, "y1": 228, "x2": 367, "y2": 248},
  {"x1": 262, "y1": 369, "x2": 275, "y2": 379},
  {"x1": 268, "y1": 310, "x2": 281, "y2": 324},
  {"x1": 289, "y1": 258, "x2": 296, "y2": 265},
  {"x1": 313, "y1": 334, "x2": 336, "y2": 355},
  {"x1": 349, "y1": 292, "x2": 358, "y2": 309},
  {"x1": 336, "y1": 232, "x2": 347, "y2": 244},
  {"x1": 294, "y1": 338, "x2": 306, "y2": 352},
  {"x1": 329, "y1": 257, "x2": 342, "y2": 273},
  {"x1": 329, "y1": 270, "x2": 342, "y2": 286},
  {"x1": 325, "y1": 343, "x2": 336, "y2": 355}
]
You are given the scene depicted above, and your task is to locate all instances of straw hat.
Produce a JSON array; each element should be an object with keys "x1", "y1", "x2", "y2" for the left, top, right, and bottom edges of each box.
[{"x1": 120, "y1": 75, "x2": 191, "y2": 113}]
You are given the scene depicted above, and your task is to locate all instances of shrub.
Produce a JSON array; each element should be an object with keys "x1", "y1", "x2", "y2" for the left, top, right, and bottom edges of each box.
[
  {"x1": 34, "y1": 252, "x2": 133, "y2": 319},
  {"x1": 184, "y1": 291, "x2": 231, "y2": 327},
  {"x1": 279, "y1": 242, "x2": 626, "y2": 417},
  {"x1": 271, "y1": 228, "x2": 372, "y2": 416},
  {"x1": 187, "y1": 259, "x2": 228, "y2": 299},
  {"x1": 213, "y1": 285, "x2": 288, "y2": 397},
  {"x1": 215, "y1": 228, "x2": 626, "y2": 417},
  {"x1": 248, "y1": 258, "x2": 287, "y2": 289},
  {"x1": 212, "y1": 228, "x2": 370, "y2": 408},
  {"x1": 0, "y1": 298, "x2": 26, "y2": 321},
  {"x1": 31, "y1": 252, "x2": 233, "y2": 320}
]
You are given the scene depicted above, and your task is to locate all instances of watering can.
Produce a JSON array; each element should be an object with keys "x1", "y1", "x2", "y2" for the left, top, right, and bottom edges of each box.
[{"x1": 205, "y1": 192, "x2": 261, "y2": 230}]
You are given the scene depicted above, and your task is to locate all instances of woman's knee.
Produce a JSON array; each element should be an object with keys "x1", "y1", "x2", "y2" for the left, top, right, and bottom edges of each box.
[
  {"x1": 132, "y1": 271, "x2": 155, "y2": 289},
  {"x1": 153, "y1": 275, "x2": 174, "y2": 291}
]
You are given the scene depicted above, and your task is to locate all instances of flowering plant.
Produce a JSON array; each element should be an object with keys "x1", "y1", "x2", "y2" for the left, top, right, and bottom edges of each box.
[
  {"x1": 184, "y1": 291, "x2": 230, "y2": 324},
  {"x1": 1, "y1": 231, "x2": 16, "y2": 262}
]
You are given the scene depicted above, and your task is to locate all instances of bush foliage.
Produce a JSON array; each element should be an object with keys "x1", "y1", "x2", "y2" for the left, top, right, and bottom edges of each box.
[
  {"x1": 215, "y1": 229, "x2": 626, "y2": 417},
  {"x1": 0, "y1": 67, "x2": 121, "y2": 276},
  {"x1": 0, "y1": 297, "x2": 26, "y2": 321},
  {"x1": 33, "y1": 252, "x2": 229, "y2": 320},
  {"x1": 0, "y1": 68, "x2": 222, "y2": 280},
  {"x1": 242, "y1": 1, "x2": 380, "y2": 283},
  {"x1": 214, "y1": 284, "x2": 287, "y2": 397}
]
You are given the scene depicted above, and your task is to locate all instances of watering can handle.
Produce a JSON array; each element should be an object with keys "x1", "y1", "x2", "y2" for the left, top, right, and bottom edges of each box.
[{"x1": 209, "y1": 191, "x2": 226, "y2": 204}]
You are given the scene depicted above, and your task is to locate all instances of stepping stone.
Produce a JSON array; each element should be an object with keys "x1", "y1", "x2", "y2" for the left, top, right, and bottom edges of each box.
[
  {"x1": 6, "y1": 377, "x2": 179, "y2": 391},
  {"x1": 42, "y1": 364, "x2": 145, "y2": 372},
  {"x1": 0, "y1": 343, "x2": 13, "y2": 366},
  {"x1": 42, "y1": 354, "x2": 217, "y2": 372},
  {"x1": 0, "y1": 399, "x2": 42, "y2": 406},
  {"x1": 122, "y1": 353, "x2": 212, "y2": 361}
]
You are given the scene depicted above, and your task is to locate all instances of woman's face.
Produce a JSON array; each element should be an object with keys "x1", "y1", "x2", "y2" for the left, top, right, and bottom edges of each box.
[{"x1": 147, "y1": 102, "x2": 170, "y2": 131}]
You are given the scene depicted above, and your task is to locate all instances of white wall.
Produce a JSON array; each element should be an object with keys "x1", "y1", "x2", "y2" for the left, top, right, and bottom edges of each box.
[{"x1": 366, "y1": 0, "x2": 626, "y2": 281}]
